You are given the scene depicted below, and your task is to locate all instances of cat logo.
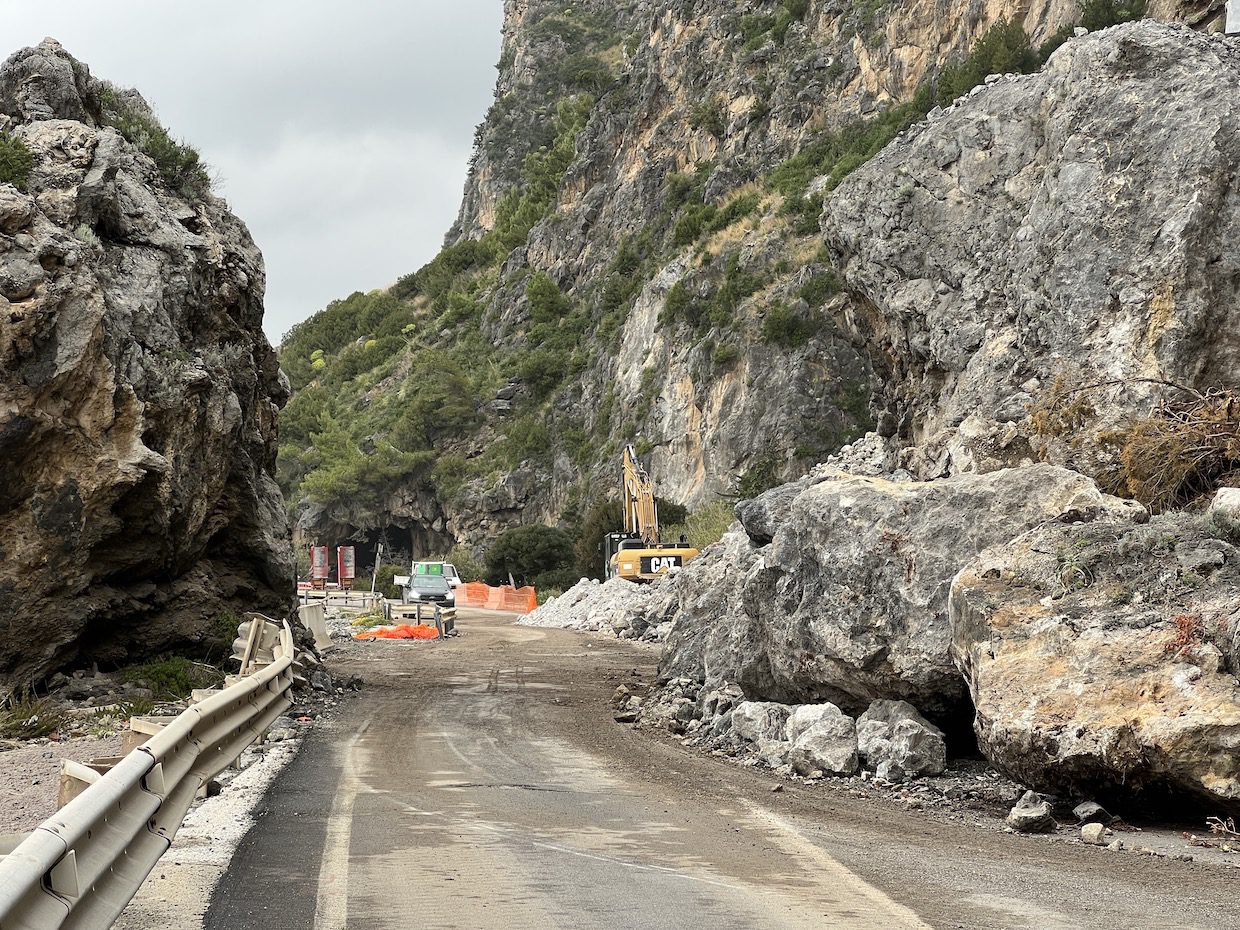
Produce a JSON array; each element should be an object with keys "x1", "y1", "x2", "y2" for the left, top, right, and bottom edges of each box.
[{"x1": 641, "y1": 555, "x2": 682, "y2": 574}]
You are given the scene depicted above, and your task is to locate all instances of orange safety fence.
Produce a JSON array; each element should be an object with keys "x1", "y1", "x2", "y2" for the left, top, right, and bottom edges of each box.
[
  {"x1": 354, "y1": 624, "x2": 440, "y2": 641},
  {"x1": 456, "y1": 582, "x2": 538, "y2": 615}
]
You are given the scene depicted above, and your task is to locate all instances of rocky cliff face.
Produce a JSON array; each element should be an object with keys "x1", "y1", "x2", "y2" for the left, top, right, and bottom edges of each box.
[
  {"x1": 824, "y1": 21, "x2": 1240, "y2": 483},
  {"x1": 0, "y1": 40, "x2": 293, "y2": 691}
]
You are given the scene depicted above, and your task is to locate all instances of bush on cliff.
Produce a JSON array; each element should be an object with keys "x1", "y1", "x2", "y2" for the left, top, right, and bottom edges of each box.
[
  {"x1": 99, "y1": 87, "x2": 210, "y2": 199},
  {"x1": 0, "y1": 132, "x2": 34, "y2": 190}
]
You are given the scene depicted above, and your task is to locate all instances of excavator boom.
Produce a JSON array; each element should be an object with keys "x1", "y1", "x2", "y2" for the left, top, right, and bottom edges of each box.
[{"x1": 605, "y1": 445, "x2": 699, "y2": 582}]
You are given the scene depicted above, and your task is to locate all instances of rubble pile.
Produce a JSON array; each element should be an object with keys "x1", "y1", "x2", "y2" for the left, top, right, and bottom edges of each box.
[
  {"x1": 519, "y1": 577, "x2": 677, "y2": 641},
  {"x1": 637, "y1": 678, "x2": 947, "y2": 782}
]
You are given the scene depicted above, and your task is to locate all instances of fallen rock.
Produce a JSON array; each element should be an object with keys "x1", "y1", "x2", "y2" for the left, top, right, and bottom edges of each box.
[
  {"x1": 952, "y1": 511, "x2": 1240, "y2": 811},
  {"x1": 0, "y1": 40, "x2": 293, "y2": 692},
  {"x1": 856, "y1": 699, "x2": 947, "y2": 780},
  {"x1": 520, "y1": 576, "x2": 677, "y2": 640},
  {"x1": 660, "y1": 464, "x2": 1137, "y2": 716},
  {"x1": 1073, "y1": 801, "x2": 1112, "y2": 825},
  {"x1": 787, "y1": 704, "x2": 858, "y2": 776},
  {"x1": 732, "y1": 701, "x2": 791, "y2": 745},
  {"x1": 1007, "y1": 791, "x2": 1056, "y2": 833},
  {"x1": 824, "y1": 22, "x2": 1240, "y2": 482},
  {"x1": 1081, "y1": 823, "x2": 1110, "y2": 845},
  {"x1": 1206, "y1": 488, "x2": 1240, "y2": 543}
]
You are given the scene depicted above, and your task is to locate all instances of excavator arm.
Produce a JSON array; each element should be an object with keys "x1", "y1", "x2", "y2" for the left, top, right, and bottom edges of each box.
[{"x1": 621, "y1": 444, "x2": 660, "y2": 545}]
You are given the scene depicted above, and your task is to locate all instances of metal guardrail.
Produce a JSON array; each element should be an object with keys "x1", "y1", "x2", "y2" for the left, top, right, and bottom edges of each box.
[{"x1": 0, "y1": 622, "x2": 297, "y2": 930}]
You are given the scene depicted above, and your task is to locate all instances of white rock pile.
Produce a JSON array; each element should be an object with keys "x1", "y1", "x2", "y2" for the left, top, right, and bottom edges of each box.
[{"x1": 519, "y1": 577, "x2": 675, "y2": 641}]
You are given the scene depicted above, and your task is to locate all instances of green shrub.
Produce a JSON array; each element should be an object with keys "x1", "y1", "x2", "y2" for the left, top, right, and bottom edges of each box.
[
  {"x1": 672, "y1": 202, "x2": 719, "y2": 247},
  {"x1": 1081, "y1": 0, "x2": 1147, "y2": 30},
  {"x1": 713, "y1": 342, "x2": 741, "y2": 367},
  {"x1": 762, "y1": 303, "x2": 818, "y2": 348},
  {"x1": 573, "y1": 498, "x2": 623, "y2": 578},
  {"x1": 100, "y1": 88, "x2": 210, "y2": 199},
  {"x1": 662, "y1": 500, "x2": 737, "y2": 551},
  {"x1": 688, "y1": 96, "x2": 727, "y2": 138},
  {"x1": 799, "y1": 270, "x2": 840, "y2": 307},
  {"x1": 122, "y1": 656, "x2": 222, "y2": 700},
  {"x1": 731, "y1": 452, "x2": 783, "y2": 500},
  {"x1": 0, "y1": 695, "x2": 66, "y2": 739},
  {"x1": 0, "y1": 133, "x2": 34, "y2": 190},
  {"x1": 371, "y1": 564, "x2": 405, "y2": 599},
  {"x1": 706, "y1": 192, "x2": 761, "y2": 235},
  {"x1": 533, "y1": 567, "x2": 582, "y2": 591},
  {"x1": 485, "y1": 524, "x2": 575, "y2": 588},
  {"x1": 440, "y1": 545, "x2": 485, "y2": 583},
  {"x1": 526, "y1": 272, "x2": 573, "y2": 322}
]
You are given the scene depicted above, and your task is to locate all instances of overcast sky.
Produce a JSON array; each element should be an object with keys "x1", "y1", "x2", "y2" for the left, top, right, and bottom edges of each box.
[{"x1": 0, "y1": 0, "x2": 504, "y2": 343}]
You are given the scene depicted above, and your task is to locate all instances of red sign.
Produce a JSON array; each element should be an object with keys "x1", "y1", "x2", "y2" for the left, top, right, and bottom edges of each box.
[
  {"x1": 310, "y1": 546, "x2": 330, "y2": 582},
  {"x1": 337, "y1": 546, "x2": 356, "y2": 589}
]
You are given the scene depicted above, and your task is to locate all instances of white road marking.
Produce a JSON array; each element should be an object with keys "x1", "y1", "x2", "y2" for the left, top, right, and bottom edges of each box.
[
  {"x1": 313, "y1": 720, "x2": 370, "y2": 930},
  {"x1": 741, "y1": 801, "x2": 933, "y2": 929}
]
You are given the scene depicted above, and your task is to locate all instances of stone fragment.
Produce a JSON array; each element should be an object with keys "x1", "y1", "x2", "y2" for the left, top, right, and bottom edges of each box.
[
  {"x1": 732, "y1": 701, "x2": 792, "y2": 745},
  {"x1": 1081, "y1": 823, "x2": 1109, "y2": 845},
  {"x1": 1073, "y1": 801, "x2": 1112, "y2": 825},
  {"x1": 953, "y1": 511, "x2": 1240, "y2": 811},
  {"x1": 1006, "y1": 791, "x2": 1056, "y2": 833},
  {"x1": 824, "y1": 23, "x2": 1240, "y2": 481},
  {"x1": 1207, "y1": 488, "x2": 1240, "y2": 542},
  {"x1": 787, "y1": 705, "x2": 857, "y2": 776},
  {"x1": 658, "y1": 466, "x2": 1135, "y2": 717}
]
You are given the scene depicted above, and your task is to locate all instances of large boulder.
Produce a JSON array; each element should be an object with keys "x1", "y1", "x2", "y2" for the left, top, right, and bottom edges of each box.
[
  {"x1": 951, "y1": 512, "x2": 1240, "y2": 811},
  {"x1": 660, "y1": 463, "x2": 1140, "y2": 717},
  {"x1": 856, "y1": 699, "x2": 947, "y2": 780},
  {"x1": 0, "y1": 40, "x2": 292, "y2": 690},
  {"x1": 824, "y1": 23, "x2": 1240, "y2": 481}
]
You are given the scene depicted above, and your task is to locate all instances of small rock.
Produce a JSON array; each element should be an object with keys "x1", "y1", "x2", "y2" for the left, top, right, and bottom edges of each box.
[
  {"x1": 1081, "y1": 823, "x2": 1109, "y2": 845},
  {"x1": 1106, "y1": 839, "x2": 1124, "y2": 851},
  {"x1": 1006, "y1": 790, "x2": 1056, "y2": 833},
  {"x1": 310, "y1": 670, "x2": 333, "y2": 693},
  {"x1": 1073, "y1": 801, "x2": 1112, "y2": 825}
]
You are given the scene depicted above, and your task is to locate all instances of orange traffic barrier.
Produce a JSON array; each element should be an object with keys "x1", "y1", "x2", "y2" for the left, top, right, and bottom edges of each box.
[
  {"x1": 455, "y1": 583, "x2": 537, "y2": 615},
  {"x1": 354, "y1": 624, "x2": 440, "y2": 641}
]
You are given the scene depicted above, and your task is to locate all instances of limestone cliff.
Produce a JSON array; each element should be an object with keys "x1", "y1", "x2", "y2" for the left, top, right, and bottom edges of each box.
[
  {"x1": 0, "y1": 40, "x2": 293, "y2": 691},
  {"x1": 823, "y1": 20, "x2": 1240, "y2": 483}
]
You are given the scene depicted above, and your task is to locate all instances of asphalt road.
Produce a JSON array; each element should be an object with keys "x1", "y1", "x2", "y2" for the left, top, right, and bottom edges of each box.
[{"x1": 203, "y1": 611, "x2": 1238, "y2": 930}]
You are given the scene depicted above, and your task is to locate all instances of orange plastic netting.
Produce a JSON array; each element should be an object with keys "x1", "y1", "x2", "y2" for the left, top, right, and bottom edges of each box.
[{"x1": 353, "y1": 624, "x2": 440, "y2": 641}]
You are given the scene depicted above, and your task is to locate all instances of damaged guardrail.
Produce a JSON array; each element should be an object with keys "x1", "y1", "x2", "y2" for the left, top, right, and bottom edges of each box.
[{"x1": 0, "y1": 620, "x2": 297, "y2": 930}]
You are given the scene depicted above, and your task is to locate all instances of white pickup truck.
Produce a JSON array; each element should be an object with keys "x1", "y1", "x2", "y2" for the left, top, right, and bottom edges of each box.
[{"x1": 393, "y1": 561, "x2": 462, "y2": 601}]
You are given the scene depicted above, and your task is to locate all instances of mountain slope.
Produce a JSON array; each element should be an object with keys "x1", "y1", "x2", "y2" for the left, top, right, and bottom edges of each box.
[{"x1": 278, "y1": 0, "x2": 1219, "y2": 568}]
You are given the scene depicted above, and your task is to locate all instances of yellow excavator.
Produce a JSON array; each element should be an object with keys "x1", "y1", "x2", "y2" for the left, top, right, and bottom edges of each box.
[{"x1": 603, "y1": 444, "x2": 699, "y2": 582}]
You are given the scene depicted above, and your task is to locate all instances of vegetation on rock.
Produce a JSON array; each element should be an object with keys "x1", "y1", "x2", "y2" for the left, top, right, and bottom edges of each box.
[{"x1": 0, "y1": 132, "x2": 34, "y2": 189}]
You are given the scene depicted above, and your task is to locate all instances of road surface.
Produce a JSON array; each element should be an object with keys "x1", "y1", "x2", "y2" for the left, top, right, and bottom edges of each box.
[{"x1": 202, "y1": 610, "x2": 1234, "y2": 929}]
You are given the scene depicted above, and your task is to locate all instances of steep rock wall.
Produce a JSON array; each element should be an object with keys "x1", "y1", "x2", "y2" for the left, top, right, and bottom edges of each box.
[
  {"x1": 823, "y1": 21, "x2": 1240, "y2": 480},
  {"x1": 0, "y1": 40, "x2": 293, "y2": 690}
]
